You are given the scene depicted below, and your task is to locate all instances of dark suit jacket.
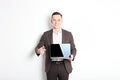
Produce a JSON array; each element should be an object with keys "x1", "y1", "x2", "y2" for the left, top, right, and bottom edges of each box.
[{"x1": 35, "y1": 29, "x2": 76, "y2": 73}]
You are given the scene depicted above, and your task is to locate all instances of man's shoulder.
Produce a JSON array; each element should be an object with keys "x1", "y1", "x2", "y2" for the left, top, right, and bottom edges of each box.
[
  {"x1": 62, "y1": 29, "x2": 71, "y2": 34},
  {"x1": 44, "y1": 29, "x2": 53, "y2": 34},
  {"x1": 43, "y1": 28, "x2": 72, "y2": 34}
]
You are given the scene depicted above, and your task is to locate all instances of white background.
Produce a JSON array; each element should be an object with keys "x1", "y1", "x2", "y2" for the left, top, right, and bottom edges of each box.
[{"x1": 0, "y1": 0, "x2": 120, "y2": 80}]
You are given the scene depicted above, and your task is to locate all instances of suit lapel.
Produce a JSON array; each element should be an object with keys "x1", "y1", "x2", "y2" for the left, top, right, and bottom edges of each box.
[
  {"x1": 62, "y1": 29, "x2": 66, "y2": 43},
  {"x1": 48, "y1": 29, "x2": 53, "y2": 44}
]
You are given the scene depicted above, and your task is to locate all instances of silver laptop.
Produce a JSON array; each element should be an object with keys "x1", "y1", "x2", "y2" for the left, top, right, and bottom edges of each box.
[{"x1": 50, "y1": 44, "x2": 71, "y2": 59}]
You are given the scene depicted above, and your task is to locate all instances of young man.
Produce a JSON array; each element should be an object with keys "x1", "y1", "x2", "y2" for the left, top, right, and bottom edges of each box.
[{"x1": 35, "y1": 12, "x2": 76, "y2": 80}]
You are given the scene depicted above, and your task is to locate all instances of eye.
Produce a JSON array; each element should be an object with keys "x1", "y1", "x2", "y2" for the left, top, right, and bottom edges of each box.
[{"x1": 52, "y1": 19, "x2": 56, "y2": 22}]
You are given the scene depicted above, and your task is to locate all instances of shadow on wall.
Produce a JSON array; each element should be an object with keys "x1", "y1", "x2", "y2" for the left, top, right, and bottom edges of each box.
[
  {"x1": 29, "y1": 15, "x2": 51, "y2": 80},
  {"x1": 29, "y1": 35, "x2": 47, "y2": 80}
]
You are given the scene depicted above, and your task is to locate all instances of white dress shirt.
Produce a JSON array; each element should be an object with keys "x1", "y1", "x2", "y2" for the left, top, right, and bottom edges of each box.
[{"x1": 53, "y1": 29, "x2": 62, "y2": 44}]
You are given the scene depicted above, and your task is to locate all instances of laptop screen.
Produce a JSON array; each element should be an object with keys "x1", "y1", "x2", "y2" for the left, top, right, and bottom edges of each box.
[{"x1": 50, "y1": 44, "x2": 71, "y2": 59}]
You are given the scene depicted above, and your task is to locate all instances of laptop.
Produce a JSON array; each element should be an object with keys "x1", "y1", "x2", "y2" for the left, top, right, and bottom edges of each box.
[{"x1": 50, "y1": 44, "x2": 71, "y2": 59}]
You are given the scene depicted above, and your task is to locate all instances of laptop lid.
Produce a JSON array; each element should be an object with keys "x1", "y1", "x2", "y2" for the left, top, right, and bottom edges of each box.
[{"x1": 50, "y1": 44, "x2": 71, "y2": 59}]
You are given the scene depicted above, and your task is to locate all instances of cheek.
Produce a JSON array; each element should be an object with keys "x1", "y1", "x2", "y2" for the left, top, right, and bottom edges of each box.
[
  {"x1": 58, "y1": 22, "x2": 62, "y2": 25},
  {"x1": 51, "y1": 21, "x2": 55, "y2": 25}
]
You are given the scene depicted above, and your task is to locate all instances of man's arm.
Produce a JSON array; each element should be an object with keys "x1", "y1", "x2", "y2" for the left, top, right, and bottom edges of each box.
[
  {"x1": 69, "y1": 32, "x2": 76, "y2": 61},
  {"x1": 35, "y1": 33, "x2": 46, "y2": 56}
]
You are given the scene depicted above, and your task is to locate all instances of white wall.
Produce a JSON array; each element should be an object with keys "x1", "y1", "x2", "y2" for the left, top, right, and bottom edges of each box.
[{"x1": 0, "y1": 0, "x2": 120, "y2": 80}]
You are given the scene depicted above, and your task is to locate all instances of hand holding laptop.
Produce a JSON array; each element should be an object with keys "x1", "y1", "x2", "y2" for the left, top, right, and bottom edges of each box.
[
  {"x1": 66, "y1": 55, "x2": 74, "y2": 61},
  {"x1": 37, "y1": 46, "x2": 46, "y2": 55}
]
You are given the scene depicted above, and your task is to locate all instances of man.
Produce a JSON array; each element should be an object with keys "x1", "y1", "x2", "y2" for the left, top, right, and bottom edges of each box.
[{"x1": 35, "y1": 12, "x2": 76, "y2": 80}]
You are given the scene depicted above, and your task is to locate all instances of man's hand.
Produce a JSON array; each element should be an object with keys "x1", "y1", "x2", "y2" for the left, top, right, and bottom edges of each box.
[
  {"x1": 66, "y1": 55, "x2": 74, "y2": 61},
  {"x1": 37, "y1": 46, "x2": 46, "y2": 55}
]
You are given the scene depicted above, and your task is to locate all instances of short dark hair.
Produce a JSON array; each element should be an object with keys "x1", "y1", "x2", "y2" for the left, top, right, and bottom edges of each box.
[{"x1": 51, "y1": 12, "x2": 62, "y2": 18}]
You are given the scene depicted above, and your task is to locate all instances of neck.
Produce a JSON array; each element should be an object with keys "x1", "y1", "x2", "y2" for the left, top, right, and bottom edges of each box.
[{"x1": 54, "y1": 28, "x2": 61, "y2": 33}]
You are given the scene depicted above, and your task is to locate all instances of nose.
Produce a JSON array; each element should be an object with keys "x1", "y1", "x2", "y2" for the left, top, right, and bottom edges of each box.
[{"x1": 55, "y1": 21, "x2": 58, "y2": 24}]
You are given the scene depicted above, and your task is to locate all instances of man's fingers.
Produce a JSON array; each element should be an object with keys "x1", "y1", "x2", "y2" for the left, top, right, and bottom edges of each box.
[
  {"x1": 65, "y1": 57, "x2": 72, "y2": 61},
  {"x1": 37, "y1": 46, "x2": 46, "y2": 54},
  {"x1": 42, "y1": 46, "x2": 46, "y2": 51}
]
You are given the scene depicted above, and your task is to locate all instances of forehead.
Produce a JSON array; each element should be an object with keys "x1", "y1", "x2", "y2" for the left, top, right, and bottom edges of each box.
[{"x1": 52, "y1": 15, "x2": 62, "y2": 19}]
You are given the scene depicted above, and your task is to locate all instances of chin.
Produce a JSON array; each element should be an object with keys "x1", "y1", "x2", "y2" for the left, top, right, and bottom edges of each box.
[{"x1": 54, "y1": 26, "x2": 60, "y2": 29}]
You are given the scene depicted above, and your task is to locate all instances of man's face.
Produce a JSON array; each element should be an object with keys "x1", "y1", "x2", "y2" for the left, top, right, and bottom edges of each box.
[{"x1": 51, "y1": 15, "x2": 62, "y2": 29}]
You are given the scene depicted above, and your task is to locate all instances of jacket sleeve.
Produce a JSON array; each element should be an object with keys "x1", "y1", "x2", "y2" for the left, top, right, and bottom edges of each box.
[
  {"x1": 35, "y1": 33, "x2": 46, "y2": 56},
  {"x1": 69, "y1": 32, "x2": 76, "y2": 61}
]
